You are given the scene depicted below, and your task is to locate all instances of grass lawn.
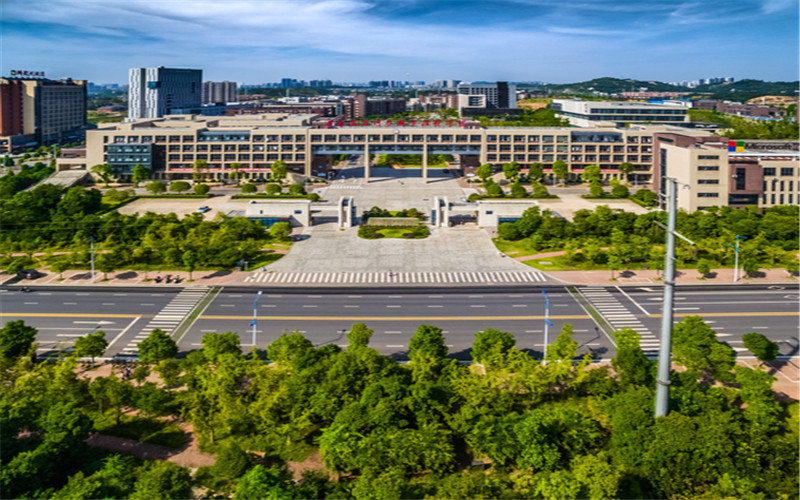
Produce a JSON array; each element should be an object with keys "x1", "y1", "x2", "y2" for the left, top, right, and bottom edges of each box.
[
  {"x1": 493, "y1": 238, "x2": 543, "y2": 258},
  {"x1": 94, "y1": 414, "x2": 187, "y2": 449},
  {"x1": 375, "y1": 228, "x2": 427, "y2": 239}
]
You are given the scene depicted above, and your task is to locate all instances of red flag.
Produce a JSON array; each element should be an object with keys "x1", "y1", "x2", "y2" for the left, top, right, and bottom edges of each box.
[
  {"x1": 447, "y1": 120, "x2": 453, "y2": 127},
  {"x1": 327, "y1": 120, "x2": 333, "y2": 128},
  {"x1": 362, "y1": 119, "x2": 369, "y2": 126},
  {"x1": 423, "y1": 120, "x2": 430, "y2": 126},
  {"x1": 411, "y1": 119, "x2": 416, "y2": 126},
  {"x1": 434, "y1": 120, "x2": 441, "y2": 127},
  {"x1": 337, "y1": 120, "x2": 343, "y2": 127},
  {"x1": 350, "y1": 120, "x2": 356, "y2": 126},
  {"x1": 458, "y1": 119, "x2": 464, "y2": 127},
  {"x1": 386, "y1": 120, "x2": 393, "y2": 126},
  {"x1": 398, "y1": 120, "x2": 405, "y2": 126}
]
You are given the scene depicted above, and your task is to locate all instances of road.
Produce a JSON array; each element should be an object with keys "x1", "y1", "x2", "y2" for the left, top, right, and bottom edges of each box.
[{"x1": 1, "y1": 284, "x2": 797, "y2": 361}]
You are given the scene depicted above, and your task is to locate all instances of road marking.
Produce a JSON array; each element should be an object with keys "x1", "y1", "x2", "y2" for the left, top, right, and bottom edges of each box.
[
  {"x1": 512, "y1": 304, "x2": 527, "y2": 307},
  {"x1": 140, "y1": 303, "x2": 155, "y2": 306},
  {"x1": 56, "y1": 333, "x2": 84, "y2": 337},
  {"x1": 751, "y1": 326, "x2": 769, "y2": 329},
  {"x1": 113, "y1": 293, "x2": 128, "y2": 296},
  {"x1": 307, "y1": 295, "x2": 322, "y2": 298},
  {"x1": 261, "y1": 304, "x2": 276, "y2": 308},
  {"x1": 428, "y1": 295, "x2": 443, "y2": 298},
  {"x1": 101, "y1": 303, "x2": 115, "y2": 306},
  {"x1": 200, "y1": 314, "x2": 594, "y2": 321},
  {"x1": 470, "y1": 305, "x2": 486, "y2": 308},
  {"x1": 302, "y1": 305, "x2": 318, "y2": 308},
  {"x1": 348, "y1": 295, "x2": 363, "y2": 298},
  {"x1": 428, "y1": 305, "x2": 443, "y2": 308},
  {"x1": 105, "y1": 316, "x2": 142, "y2": 350},
  {"x1": 386, "y1": 305, "x2": 401, "y2": 308},
  {"x1": 220, "y1": 304, "x2": 236, "y2": 307},
  {"x1": 63, "y1": 302, "x2": 78, "y2": 305},
  {"x1": 675, "y1": 307, "x2": 700, "y2": 310},
  {"x1": 384, "y1": 331, "x2": 402, "y2": 334},
  {"x1": 73, "y1": 320, "x2": 115, "y2": 325},
  {"x1": 23, "y1": 302, "x2": 39, "y2": 305},
  {"x1": 386, "y1": 344, "x2": 404, "y2": 348}
]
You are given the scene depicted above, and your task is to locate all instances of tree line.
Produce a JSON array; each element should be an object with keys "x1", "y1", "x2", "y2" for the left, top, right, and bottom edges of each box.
[{"x1": 0, "y1": 317, "x2": 796, "y2": 499}]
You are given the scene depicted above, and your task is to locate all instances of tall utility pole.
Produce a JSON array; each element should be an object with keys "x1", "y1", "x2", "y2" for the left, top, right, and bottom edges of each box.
[
  {"x1": 90, "y1": 236, "x2": 95, "y2": 284},
  {"x1": 251, "y1": 291, "x2": 262, "y2": 348},
  {"x1": 655, "y1": 178, "x2": 695, "y2": 417},
  {"x1": 730, "y1": 235, "x2": 745, "y2": 282},
  {"x1": 541, "y1": 290, "x2": 554, "y2": 364}
]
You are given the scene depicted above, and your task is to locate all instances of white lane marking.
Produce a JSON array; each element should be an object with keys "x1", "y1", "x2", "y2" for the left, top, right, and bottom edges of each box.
[
  {"x1": 386, "y1": 344, "x2": 405, "y2": 348},
  {"x1": 386, "y1": 305, "x2": 401, "y2": 308},
  {"x1": 751, "y1": 326, "x2": 770, "y2": 329},
  {"x1": 470, "y1": 305, "x2": 486, "y2": 308},
  {"x1": 63, "y1": 302, "x2": 78, "y2": 305},
  {"x1": 512, "y1": 304, "x2": 527, "y2": 307},
  {"x1": 261, "y1": 304, "x2": 276, "y2": 308},
  {"x1": 344, "y1": 305, "x2": 359, "y2": 308},
  {"x1": 428, "y1": 305, "x2": 443, "y2": 308},
  {"x1": 220, "y1": 304, "x2": 236, "y2": 307},
  {"x1": 675, "y1": 307, "x2": 700, "y2": 310},
  {"x1": 105, "y1": 316, "x2": 141, "y2": 350},
  {"x1": 302, "y1": 305, "x2": 318, "y2": 308},
  {"x1": 384, "y1": 331, "x2": 402, "y2": 334},
  {"x1": 24, "y1": 302, "x2": 39, "y2": 305}
]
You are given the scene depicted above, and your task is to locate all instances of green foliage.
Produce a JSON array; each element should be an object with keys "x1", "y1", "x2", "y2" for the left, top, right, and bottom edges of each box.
[
  {"x1": 409, "y1": 324, "x2": 448, "y2": 362},
  {"x1": 265, "y1": 183, "x2": 282, "y2": 195},
  {"x1": 552, "y1": 160, "x2": 568, "y2": 182},
  {"x1": 502, "y1": 161, "x2": 521, "y2": 180},
  {"x1": 472, "y1": 328, "x2": 516, "y2": 366},
  {"x1": 74, "y1": 330, "x2": 108, "y2": 362},
  {"x1": 240, "y1": 182, "x2": 257, "y2": 194},
  {"x1": 611, "y1": 183, "x2": 629, "y2": 198},
  {"x1": 497, "y1": 222, "x2": 522, "y2": 240},
  {"x1": 267, "y1": 332, "x2": 314, "y2": 366},
  {"x1": 0, "y1": 320, "x2": 37, "y2": 360},
  {"x1": 202, "y1": 332, "x2": 242, "y2": 363},
  {"x1": 234, "y1": 465, "x2": 294, "y2": 500},
  {"x1": 697, "y1": 258, "x2": 712, "y2": 276},
  {"x1": 145, "y1": 180, "x2": 166, "y2": 195},
  {"x1": 193, "y1": 182, "x2": 210, "y2": 195},
  {"x1": 546, "y1": 323, "x2": 578, "y2": 363},
  {"x1": 583, "y1": 164, "x2": 601, "y2": 183},
  {"x1": 268, "y1": 221, "x2": 292, "y2": 240},
  {"x1": 476, "y1": 163, "x2": 493, "y2": 182},
  {"x1": 485, "y1": 179, "x2": 503, "y2": 197},
  {"x1": 742, "y1": 332, "x2": 779, "y2": 362},
  {"x1": 168, "y1": 181, "x2": 190, "y2": 193},
  {"x1": 90, "y1": 164, "x2": 112, "y2": 186},
  {"x1": 673, "y1": 316, "x2": 735, "y2": 381},
  {"x1": 270, "y1": 160, "x2": 287, "y2": 182},
  {"x1": 347, "y1": 323, "x2": 373, "y2": 350},
  {"x1": 612, "y1": 328, "x2": 653, "y2": 387},
  {"x1": 214, "y1": 441, "x2": 252, "y2": 480},
  {"x1": 0, "y1": 162, "x2": 54, "y2": 198},
  {"x1": 528, "y1": 162, "x2": 544, "y2": 181},
  {"x1": 510, "y1": 180, "x2": 527, "y2": 197},
  {"x1": 288, "y1": 183, "x2": 306, "y2": 195},
  {"x1": 131, "y1": 164, "x2": 149, "y2": 185},
  {"x1": 130, "y1": 461, "x2": 192, "y2": 500},
  {"x1": 588, "y1": 180, "x2": 604, "y2": 197},
  {"x1": 138, "y1": 329, "x2": 178, "y2": 364}
]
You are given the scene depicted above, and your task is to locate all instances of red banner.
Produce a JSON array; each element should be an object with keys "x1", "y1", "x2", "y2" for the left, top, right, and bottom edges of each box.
[
  {"x1": 434, "y1": 120, "x2": 441, "y2": 127},
  {"x1": 411, "y1": 119, "x2": 416, "y2": 127},
  {"x1": 423, "y1": 120, "x2": 430, "y2": 126},
  {"x1": 447, "y1": 120, "x2": 453, "y2": 127},
  {"x1": 350, "y1": 120, "x2": 356, "y2": 126},
  {"x1": 398, "y1": 120, "x2": 405, "y2": 126},
  {"x1": 362, "y1": 120, "x2": 369, "y2": 126}
]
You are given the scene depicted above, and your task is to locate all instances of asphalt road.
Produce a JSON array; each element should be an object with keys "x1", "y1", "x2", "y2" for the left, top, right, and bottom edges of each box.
[{"x1": 1, "y1": 284, "x2": 797, "y2": 361}]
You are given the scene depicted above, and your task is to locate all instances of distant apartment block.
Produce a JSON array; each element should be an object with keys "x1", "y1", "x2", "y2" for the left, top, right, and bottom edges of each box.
[
  {"x1": 202, "y1": 81, "x2": 237, "y2": 104},
  {"x1": 552, "y1": 99, "x2": 688, "y2": 127},
  {"x1": 0, "y1": 76, "x2": 87, "y2": 152},
  {"x1": 692, "y1": 100, "x2": 785, "y2": 120},
  {"x1": 128, "y1": 67, "x2": 202, "y2": 120},
  {"x1": 457, "y1": 82, "x2": 517, "y2": 109}
]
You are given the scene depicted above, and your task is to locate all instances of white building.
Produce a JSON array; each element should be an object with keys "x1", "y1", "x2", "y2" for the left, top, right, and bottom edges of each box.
[
  {"x1": 128, "y1": 67, "x2": 202, "y2": 120},
  {"x1": 202, "y1": 81, "x2": 237, "y2": 104},
  {"x1": 551, "y1": 99, "x2": 688, "y2": 127}
]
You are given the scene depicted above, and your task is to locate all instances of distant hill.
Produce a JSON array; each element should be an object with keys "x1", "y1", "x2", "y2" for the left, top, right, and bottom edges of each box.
[
  {"x1": 531, "y1": 77, "x2": 686, "y2": 94},
  {"x1": 690, "y1": 79, "x2": 799, "y2": 102}
]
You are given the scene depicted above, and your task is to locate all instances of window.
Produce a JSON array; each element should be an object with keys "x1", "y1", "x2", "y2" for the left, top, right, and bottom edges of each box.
[
  {"x1": 698, "y1": 155, "x2": 719, "y2": 160},
  {"x1": 698, "y1": 179, "x2": 719, "y2": 184},
  {"x1": 781, "y1": 167, "x2": 794, "y2": 176},
  {"x1": 735, "y1": 167, "x2": 746, "y2": 190},
  {"x1": 487, "y1": 135, "x2": 497, "y2": 142},
  {"x1": 780, "y1": 181, "x2": 785, "y2": 191},
  {"x1": 762, "y1": 167, "x2": 775, "y2": 176},
  {"x1": 486, "y1": 210, "x2": 493, "y2": 215},
  {"x1": 698, "y1": 193, "x2": 719, "y2": 197},
  {"x1": 780, "y1": 194, "x2": 784, "y2": 204},
  {"x1": 698, "y1": 166, "x2": 719, "y2": 171}
]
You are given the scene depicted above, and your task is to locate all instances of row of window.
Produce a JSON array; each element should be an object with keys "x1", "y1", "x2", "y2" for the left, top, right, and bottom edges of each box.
[
  {"x1": 167, "y1": 153, "x2": 304, "y2": 162},
  {"x1": 764, "y1": 180, "x2": 796, "y2": 192},
  {"x1": 165, "y1": 144, "x2": 304, "y2": 152},
  {"x1": 763, "y1": 167, "x2": 795, "y2": 176},
  {"x1": 765, "y1": 194, "x2": 793, "y2": 205}
]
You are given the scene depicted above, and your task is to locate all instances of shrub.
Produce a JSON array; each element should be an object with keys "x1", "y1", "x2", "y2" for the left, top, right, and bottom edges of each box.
[
  {"x1": 742, "y1": 332, "x2": 779, "y2": 361},
  {"x1": 510, "y1": 181, "x2": 527, "y2": 198},
  {"x1": 497, "y1": 222, "x2": 522, "y2": 240},
  {"x1": 193, "y1": 183, "x2": 210, "y2": 195},
  {"x1": 288, "y1": 183, "x2": 306, "y2": 195},
  {"x1": 485, "y1": 182, "x2": 503, "y2": 197},
  {"x1": 169, "y1": 181, "x2": 191, "y2": 193},
  {"x1": 611, "y1": 184, "x2": 629, "y2": 198},
  {"x1": 240, "y1": 183, "x2": 257, "y2": 194},
  {"x1": 265, "y1": 183, "x2": 282, "y2": 195}
]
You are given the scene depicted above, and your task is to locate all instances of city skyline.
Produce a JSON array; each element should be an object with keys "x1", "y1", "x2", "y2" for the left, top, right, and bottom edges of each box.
[{"x1": 2, "y1": 0, "x2": 798, "y2": 84}]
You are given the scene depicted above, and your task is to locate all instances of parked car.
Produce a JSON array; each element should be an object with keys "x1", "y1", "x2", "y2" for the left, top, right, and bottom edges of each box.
[
  {"x1": 18, "y1": 269, "x2": 42, "y2": 280},
  {"x1": 197, "y1": 206, "x2": 211, "y2": 213}
]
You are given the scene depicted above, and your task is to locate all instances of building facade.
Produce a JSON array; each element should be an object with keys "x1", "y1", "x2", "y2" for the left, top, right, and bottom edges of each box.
[
  {"x1": 653, "y1": 134, "x2": 799, "y2": 211},
  {"x1": 202, "y1": 81, "x2": 237, "y2": 104},
  {"x1": 128, "y1": 67, "x2": 202, "y2": 120},
  {"x1": 552, "y1": 99, "x2": 688, "y2": 127},
  {"x1": 457, "y1": 82, "x2": 517, "y2": 109},
  {"x1": 0, "y1": 77, "x2": 87, "y2": 152}
]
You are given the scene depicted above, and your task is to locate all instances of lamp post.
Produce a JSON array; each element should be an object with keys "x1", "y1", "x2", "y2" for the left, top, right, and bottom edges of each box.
[
  {"x1": 729, "y1": 235, "x2": 746, "y2": 282},
  {"x1": 90, "y1": 236, "x2": 95, "y2": 284},
  {"x1": 542, "y1": 290, "x2": 554, "y2": 364},
  {"x1": 251, "y1": 291, "x2": 262, "y2": 347}
]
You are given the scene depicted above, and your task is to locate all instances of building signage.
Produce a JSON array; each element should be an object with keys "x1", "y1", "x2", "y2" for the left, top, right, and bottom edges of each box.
[
  {"x1": 744, "y1": 141, "x2": 799, "y2": 152},
  {"x1": 9, "y1": 70, "x2": 45, "y2": 78}
]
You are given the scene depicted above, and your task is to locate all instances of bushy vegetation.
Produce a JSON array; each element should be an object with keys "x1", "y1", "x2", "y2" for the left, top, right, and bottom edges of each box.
[
  {"x1": 358, "y1": 225, "x2": 429, "y2": 239},
  {"x1": 688, "y1": 108, "x2": 799, "y2": 140},
  {"x1": 2, "y1": 319, "x2": 796, "y2": 499},
  {"x1": 0, "y1": 162, "x2": 55, "y2": 198},
  {"x1": 496, "y1": 205, "x2": 799, "y2": 270}
]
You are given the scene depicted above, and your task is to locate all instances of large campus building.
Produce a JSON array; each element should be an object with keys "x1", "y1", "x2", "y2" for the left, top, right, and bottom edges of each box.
[
  {"x1": 552, "y1": 99, "x2": 689, "y2": 127},
  {"x1": 85, "y1": 114, "x2": 799, "y2": 210},
  {"x1": 0, "y1": 76, "x2": 87, "y2": 152},
  {"x1": 128, "y1": 67, "x2": 203, "y2": 120}
]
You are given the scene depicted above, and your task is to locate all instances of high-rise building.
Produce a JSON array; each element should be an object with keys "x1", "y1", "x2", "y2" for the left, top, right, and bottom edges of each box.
[
  {"x1": 128, "y1": 67, "x2": 202, "y2": 120},
  {"x1": 0, "y1": 76, "x2": 87, "y2": 152},
  {"x1": 457, "y1": 82, "x2": 516, "y2": 109},
  {"x1": 202, "y1": 81, "x2": 237, "y2": 104}
]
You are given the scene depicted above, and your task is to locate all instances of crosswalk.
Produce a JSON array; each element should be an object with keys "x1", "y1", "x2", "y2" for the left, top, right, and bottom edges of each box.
[
  {"x1": 119, "y1": 286, "x2": 210, "y2": 355},
  {"x1": 327, "y1": 184, "x2": 362, "y2": 190},
  {"x1": 580, "y1": 286, "x2": 659, "y2": 354},
  {"x1": 243, "y1": 270, "x2": 548, "y2": 285}
]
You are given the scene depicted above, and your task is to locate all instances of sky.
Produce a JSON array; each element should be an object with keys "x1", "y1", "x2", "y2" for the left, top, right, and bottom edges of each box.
[{"x1": 1, "y1": 0, "x2": 798, "y2": 85}]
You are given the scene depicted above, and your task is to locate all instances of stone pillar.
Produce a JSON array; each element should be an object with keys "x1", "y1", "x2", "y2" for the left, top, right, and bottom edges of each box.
[
  {"x1": 364, "y1": 145, "x2": 370, "y2": 184},
  {"x1": 422, "y1": 145, "x2": 428, "y2": 183},
  {"x1": 442, "y1": 197, "x2": 450, "y2": 227},
  {"x1": 338, "y1": 196, "x2": 345, "y2": 229}
]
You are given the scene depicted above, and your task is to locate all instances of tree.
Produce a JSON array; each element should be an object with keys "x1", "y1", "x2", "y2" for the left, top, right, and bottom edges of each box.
[
  {"x1": 181, "y1": 249, "x2": 197, "y2": 279},
  {"x1": 228, "y1": 162, "x2": 244, "y2": 185},
  {"x1": 201, "y1": 331, "x2": 242, "y2": 363},
  {"x1": 288, "y1": 183, "x2": 306, "y2": 195},
  {"x1": 0, "y1": 320, "x2": 37, "y2": 360},
  {"x1": 74, "y1": 331, "x2": 108, "y2": 362},
  {"x1": 552, "y1": 160, "x2": 568, "y2": 185},
  {"x1": 91, "y1": 164, "x2": 113, "y2": 186},
  {"x1": 742, "y1": 332, "x2": 779, "y2": 362},
  {"x1": 234, "y1": 465, "x2": 293, "y2": 500},
  {"x1": 409, "y1": 324, "x2": 448, "y2": 362},
  {"x1": 529, "y1": 162, "x2": 544, "y2": 181},
  {"x1": 502, "y1": 161, "x2": 521, "y2": 180},
  {"x1": 618, "y1": 162, "x2": 634, "y2": 182},
  {"x1": 265, "y1": 183, "x2": 282, "y2": 195},
  {"x1": 510, "y1": 180, "x2": 527, "y2": 197},
  {"x1": 146, "y1": 181, "x2": 166, "y2": 195},
  {"x1": 697, "y1": 259, "x2": 712, "y2": 277},
  {"x1": 547, "y1": 323, "x2": 578, "y2": 363},
  {"x1": 612, "y1": 328, "x2": 653, "y2": 387},
  {"x1": 589, "y1": 180, "x2": 604, "y2": 197},
  {"x1": 130, "y1": 461, "x2": 192, "y2": 500},
  {"x1": 583, "y1": 164, "x2": 601, "y2": 184},
  {"x1": 611, "y1": 183, "x2": 629, "y2": 198},
  {"x1": 193, "y1": 183, "x2": 210, "y2": 195},
  {"x1": 476, "y1": 163, "x2": 493, "y2": 183},
  {"x1": 270, "y1": 160, "x2": 287, "y2": 182},
  {"x1": 155, "y1": 359, "x2": 182, "y2": 388},
  {"x1": 742, "y1": 259, "x2": 760, "y2": 277},
  {"x1": 672, "y1": 316, "x2": 735, "y2": 381},
  {"x1": 497, "y1": 222, "x2": 522, "y2": 240},
  {"x1": 269, "y1": 221, "x2": 291, "y2": 240},
  {"x1": 95, "y1": 253, "x2": 116, "y2": 280},
  {"x1": 50, "y1": 258, "x2": 71, "y2": 279},
  {"x1": 785, "y1": 259, "x2": 799, "y2": 277},
  {"x1": 131, "y1": 164, "x2": 149, "y2": 186},
  {"x1": 191, "y1": 159, "x2": 209, "y2": 182},
  {"x1": 472, "y1": 328, "x2": 516, "y2": 366},
  {"x1": 138, "y1": 328, "x2": 178, "y2": 364},
  {"x1": 168, "y1": 181, "x2": 190, "y2": 193},
  {"x1": 347, "y1": 323, "x2": 373, "y2": 350},
  {"x1": 214, "y1": 441, "x2": 252, "y2": 479},
  {"x1": 240, "y1": 183, "x2": 257, "y2": 194},
  {"x1": 485, "y1": 180, "x2": 503, "y2": 197},
  {"x1": 266, "y1": 332, "x2": 314, "y2": 366}
]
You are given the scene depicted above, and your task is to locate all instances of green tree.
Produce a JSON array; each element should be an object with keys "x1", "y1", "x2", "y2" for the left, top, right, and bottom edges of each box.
[
  {"x1": 228, "y1": 162, "x2": 243, "y2": 185},
  {"x1": 502, "y1": 161, "x2": 521, "y2": 180},
  {"x1": 529, "y1": 162, "x2": 544, "y2": 181},
  {"x1": 612, "y1": 328, "x2": 653, "y2": 387},
  {"x1": 270, "y1": 160, "x2": 288, "y2": 182},
  {"x1": 131, "y1": 164, "x2": 150, "y2": 186},
  {"x1": 583, "y1": 164, "x2": 601, "y2": 184},
  {"x1": 155, "y1": 359, "x2": 182, "y2": 388},
  {"x1": 169, "y1": 181, "x2": 191, "y2": 193},
  {"x1": 234, "y1": 465, "x2": 293, "y2": 500},
  {"x1": 510, "y1": 180, "x2": 527, "y2": 197},
  {"x1": 145, "y1": 180, "x2": 166, "y2": 195},
  {"x1": 74, "y1": 330, "x2": 108, "y2": 362},
  {"x1": 269, "y1": 221, "x2": 291, "y2": 240},
  {"x1": 182, "y1": 249, "x2": 197, "y2": 279},
  {"x1": 552, "y1": 160, "x2": 568, "y2": 185},
  {"x1": 240, "y1": 182, "x2": 257, "y2": 194},
  {"x1": 201, "y1": 331, "x2": 242, "y2": 363},
  {"x1": 476, "y1": 163, "x2": 493, "y2": 183},
  {"x1": 347, "y1": 323, "x2": 373, "y2": 350},
  {"x1": 91, "y1": 163, "x2": 113, "y2": 186},
  {"x1": 192, "y1": 159, "x2": 209, "y2": 182},
  {"x1": 214, "y1": 441, "x2": 252, "y2": 480},
  {"x1": 95, "y1": 253, "x2": 116, "y2": 280},
  {"x1": 485, "y1": 180, "x2": 504, "y2": 197},
  {"x1": 611, "y1": 183, "x2": 629, "y2": 198},
  {"x1": 409, "y1": 324, "x2": 448, "y2": 362},
  {"x1": 193, "y1": 183, "x2": 210, "y2": 195},
  {"x1": 288, "y1": 183, "x2": 306, "y2": 195},
  {"x1": 589, "y1": 180, "x2": 604, "y2": 197},
  {"x1": 697, "y1": 259, "x2": 712, "y2": 277},
  {"x1": 618, "y1": 162, "x2": 634, "y2": 182},
  {"x1": 265, "y1": 183, "x2": 282, "y2": 195},
  {"x1": 742, "y1": 258, "x2": 760, "y2": 277},
  {"x1": 0, "y1": 320, "x2": 37, "y2": 360},
  {"x1": 673, "y1": 316, "x2": 735, "y2": 381},
  {"x1": 138, "y1": 328, "x2": 178, "y2": 364},
  {"x1": 130, "y1": 461, "x2": 192, "y2": 500},
  {"x1": 547, "y1": 323, "x2": 578, "y2": 363},
  {"x1": 50, "y1": 258, "x2": 71, "y2": 279},
  {"x1": 472, "y1": 328, "x2": 516, "y2": 366},
  {"x1": 742, "y1": 332, "x2": 779, "y2": 362},
  {"x1": 266, "y1": 332, "x2": 314, "y2": 366}
]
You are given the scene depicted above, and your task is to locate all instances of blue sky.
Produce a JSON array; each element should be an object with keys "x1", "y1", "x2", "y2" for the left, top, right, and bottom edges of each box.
[{"x1": 2, "y1": 0, "x2": 798, "y2": 85}]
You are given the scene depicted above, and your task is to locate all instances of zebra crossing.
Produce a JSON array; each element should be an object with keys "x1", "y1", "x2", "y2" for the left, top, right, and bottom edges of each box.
[
  {"x1": 119, "y1": 286, "x2": 210, "y2": 355},
  {"x1": 580, "y1": 286, "x2": 659, "y2": 354},
  {"x1": 243, "y1": 270, "x2": 548, "y2": 285},
  {"x1": 327, "y1": 184, "x2": 362, "y2": 190}
]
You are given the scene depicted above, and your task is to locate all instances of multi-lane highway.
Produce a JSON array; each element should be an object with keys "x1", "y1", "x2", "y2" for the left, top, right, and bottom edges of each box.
[{"x1": 1, "y1": 284, "x2": 797, "y2": 361}]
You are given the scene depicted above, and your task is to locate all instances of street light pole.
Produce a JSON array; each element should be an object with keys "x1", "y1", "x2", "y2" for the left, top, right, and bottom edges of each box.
[
  {"x1": 90, "y1": 236, "x2": 95, "y2": 284},
  {"x1": 251, "y1": 291, "x2": 262, "y2": 348},
  {"x1": 542, "y1": 290, "x2": 554, "y2": 364},
  {"x1": 729, "y1": 235, "x2": 746, "y2": 282}
]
